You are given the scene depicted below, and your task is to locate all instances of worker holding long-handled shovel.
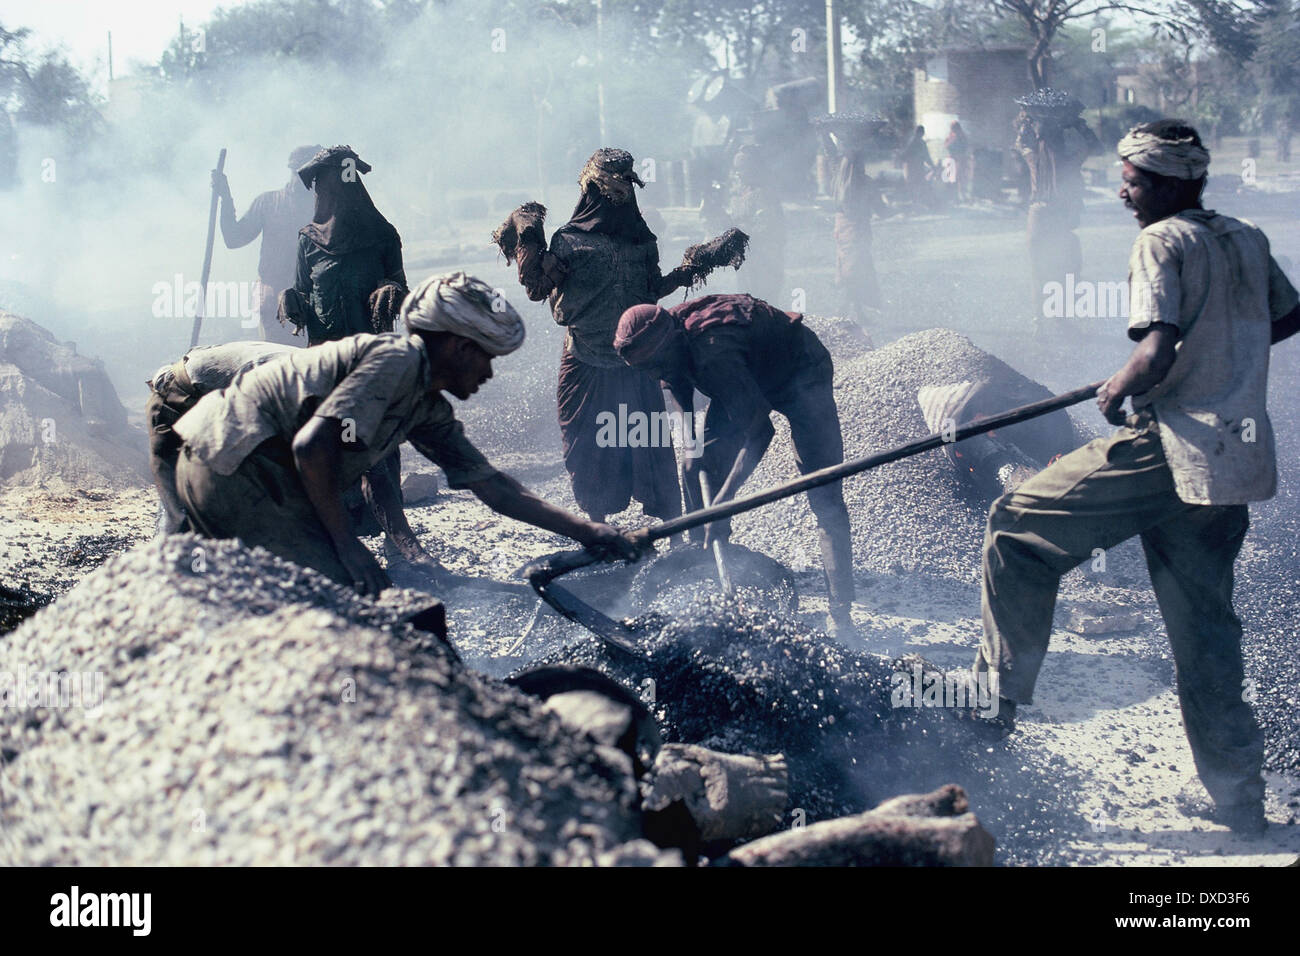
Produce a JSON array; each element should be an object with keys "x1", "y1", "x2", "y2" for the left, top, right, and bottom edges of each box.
[{"x1": 975, "y1": 121, "x2": 1300, "y2": 837}]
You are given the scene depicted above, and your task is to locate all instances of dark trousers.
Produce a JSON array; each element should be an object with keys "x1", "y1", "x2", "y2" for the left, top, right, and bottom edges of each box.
[
  {"x1": 975, "y1": 415, "x2": 1265, "y2": 808},
  {"x1": 701, "y1": 344, "x2": 855, "y2": 613},
  {"x1": 557, "y1": 346, "x2": 682, "y2": 522},
  {"x1": 176, "y1": 439, "x2": 353, "y2": 586}
]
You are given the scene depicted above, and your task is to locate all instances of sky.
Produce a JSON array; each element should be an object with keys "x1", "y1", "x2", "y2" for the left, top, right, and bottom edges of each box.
[{"x1": 1, "y1": 0, "x2": 244, "y2": 84}]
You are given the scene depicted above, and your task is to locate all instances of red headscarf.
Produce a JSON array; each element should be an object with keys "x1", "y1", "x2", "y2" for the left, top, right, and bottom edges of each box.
[{"x1": 614, "y1": 304, "x2": 676, "y2": 365}]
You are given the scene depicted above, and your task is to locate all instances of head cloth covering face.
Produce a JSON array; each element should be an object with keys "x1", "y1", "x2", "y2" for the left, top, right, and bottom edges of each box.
[
  {"x1": 614, "y1": 304, "x2": 676, "y2": 365},
  {"x1": 1117, "y1": 126, "x2": 1211, "y2": 181},
  {"x1": 296, "y1": 145, "x2": 373, "y2": 189},
  {"x1": 402, "y1": 271, "x2": 525, "y2": 357},
  {"x1": 578, "y1": 147, "x2": 646, "y2": 205}
]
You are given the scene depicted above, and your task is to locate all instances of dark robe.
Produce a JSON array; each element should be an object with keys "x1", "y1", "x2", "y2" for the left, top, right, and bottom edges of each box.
[
  {"x1": 291, "y1": 177, "x2": 406, "y2": 345},
  {"x1": 544, "y1": 186, "x2": 683, "y2": 521}
]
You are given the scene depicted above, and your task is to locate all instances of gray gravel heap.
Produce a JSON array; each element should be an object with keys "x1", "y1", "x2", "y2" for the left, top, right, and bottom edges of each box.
[
  {"x1": 0, "y1": 535, "x2": 641, "y2": 865},
  {"x1": 0, "y1": 312, "x2": 148, "y2": 490},
  {"x1": 728, "y1": 328, "x2": 1147, "y2": 585}
]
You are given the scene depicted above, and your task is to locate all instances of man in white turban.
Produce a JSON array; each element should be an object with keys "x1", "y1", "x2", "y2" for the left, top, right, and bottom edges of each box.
[
  {"x1": 173, "y1": 272, "x2": 641, "y2": 596},
  {"x1": 972, "y1": 120, "x2": 1300, "y2": 837}
]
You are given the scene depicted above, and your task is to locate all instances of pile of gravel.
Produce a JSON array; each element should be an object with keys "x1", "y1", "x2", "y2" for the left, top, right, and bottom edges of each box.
[
  {"x1": 0, "y1": 312, "x2": 148, "y2": 490},
  {"x1": 729, "y1": 327, "x2": 1149, "y2": 587},
  {"x1": 0, "y1": 535, "x2": 642, "y2": 865},
  {"x1": 800, "y1": 314, "x2": 874, "y2": 362}
]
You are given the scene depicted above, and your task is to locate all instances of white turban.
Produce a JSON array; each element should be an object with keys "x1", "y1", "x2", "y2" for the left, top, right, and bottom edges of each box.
[
  {"x1": 400, "y1": 271, "x2": 525, "y2": 356},
  {"x1": 1117, "y1": 128, "x2": 1210, "y2": 181}
]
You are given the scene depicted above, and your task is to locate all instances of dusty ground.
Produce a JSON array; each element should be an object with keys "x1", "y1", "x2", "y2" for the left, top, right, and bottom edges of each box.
[{"x1": 3, "y1": 175, "x2": 1300, "y2": 866}]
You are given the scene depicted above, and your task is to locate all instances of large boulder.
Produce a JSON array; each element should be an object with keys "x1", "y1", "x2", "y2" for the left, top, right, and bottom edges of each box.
[
  {"x1": 0, "y1": 312, "x2": 147, "y2": 489},
  {"x1": 0, "y1": 536, "x2": 642, "y2": 865}
]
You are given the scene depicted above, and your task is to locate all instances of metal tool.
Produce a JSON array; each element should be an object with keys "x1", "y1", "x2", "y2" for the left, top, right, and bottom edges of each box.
[{"x1": 524, "y1": 380, "x2": 1105, "y2": 654}]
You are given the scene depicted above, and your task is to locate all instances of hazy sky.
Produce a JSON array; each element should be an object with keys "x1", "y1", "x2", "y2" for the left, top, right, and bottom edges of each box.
[{"x1": 2, "y1": 0, "x2": 245, "y2": 82}]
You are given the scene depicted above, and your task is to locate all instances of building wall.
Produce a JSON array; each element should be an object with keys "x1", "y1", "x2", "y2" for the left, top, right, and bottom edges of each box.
[{"x1": 914, "y1": 49, "x2": 1030, "y2": 152}]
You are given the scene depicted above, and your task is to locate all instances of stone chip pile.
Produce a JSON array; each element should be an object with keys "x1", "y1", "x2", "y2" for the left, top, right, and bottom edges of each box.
[
  {"x1": 729, "y1": 328, "x2": 1151, "y2": 586},
  {"x1": 0, "y1": 535, "x2": 642, "y2": 865},
  {"x1": 0, "y1": 312, "x2": 148, "y2": 490}
]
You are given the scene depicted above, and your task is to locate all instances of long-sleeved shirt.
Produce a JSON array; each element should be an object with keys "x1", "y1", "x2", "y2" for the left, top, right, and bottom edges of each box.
[
  {"x1": 291, "y1": 233, "x2": 406, "y2": 344},
  {"x1": 662, "y1": 294, "x2": 828, "y2": 435},
  {"x1": 220, "y1": 181, "x2": 315, "y2": 291}
]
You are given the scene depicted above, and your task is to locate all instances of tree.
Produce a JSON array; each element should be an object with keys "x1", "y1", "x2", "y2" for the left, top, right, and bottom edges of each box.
[
  {"x1": 1179, "y1": 0, "x2": 1300, "y2": 151},
  {"x1": 0, "y1": 21, "x2": 102, "y2": 148},
  {"x1": 1251, "y1": 0, "x2": 1300, "y2": 155},
  {"x1": 991, "y1": 0, "x2": 1180, "y2": 86}
]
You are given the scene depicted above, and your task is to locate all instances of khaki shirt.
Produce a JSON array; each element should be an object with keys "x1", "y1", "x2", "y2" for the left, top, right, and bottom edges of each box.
[
  {"x1": 174, "y1": 333, "x2": 498, "y2": 489},
  {"x1": 1127, "y1": 209, "x2": 1299, "y2": 505}
]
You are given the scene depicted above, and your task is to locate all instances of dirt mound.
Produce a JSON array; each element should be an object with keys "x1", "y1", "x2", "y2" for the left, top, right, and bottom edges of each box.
[
  {"x1": 0, "y1": 535, "x2": 641, "y2": 865},
  {"x1": 0, "y1": 312, "x2": 148, "y2": 490}
]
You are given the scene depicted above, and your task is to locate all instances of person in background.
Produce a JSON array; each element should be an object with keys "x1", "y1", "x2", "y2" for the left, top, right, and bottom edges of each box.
[
  {"x1": 898, "y1": 125, "x2": 935, "y2": 209},
  {"x1": 727, "y1": 144, "x2": 786, "y2": 305},
  {"x1": 212, "y1": 144, "x2": 319, "y2": 345},
  {"x1": 279, "y1": 145, "x2": 407, "y2": 344},
  {"x1": 944, "y1": 121, "x2": 974, "y2": 203},
  {"x1": 831, "y1": 135, "x2": 883, "y2": 326},
  {"x1": 278, "y1": 145, "x2": 417, "y2": 567},
  {"x1": 973, "y1": 120, "x2": 1300, "y2": 837},
  {"x1": 1013, "y1": 89, "x2": 1101, "y2": 328}
]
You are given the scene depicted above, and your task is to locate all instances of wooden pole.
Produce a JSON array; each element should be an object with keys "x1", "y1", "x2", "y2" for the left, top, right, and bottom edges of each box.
[
  {"x1": 595, "y1": 0, "x2": 607, "y2": 142},
  {"x1": 190, "y1": 147, "x2": 226, "y2": 348}
]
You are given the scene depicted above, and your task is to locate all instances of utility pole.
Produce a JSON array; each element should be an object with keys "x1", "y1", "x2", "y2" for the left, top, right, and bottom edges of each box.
[
  {"x1": 107, "y1": 31, "x2": 113, "y2": 83},
  {"x1": 825, "y1": 0, "x2": 842, "y2": 114},
  {"x1": 595, "y1": 0, "x2": 607, "y2": 142}
]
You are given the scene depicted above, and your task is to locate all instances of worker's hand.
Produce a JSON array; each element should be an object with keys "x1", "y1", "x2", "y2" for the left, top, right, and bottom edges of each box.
[
  {"x1": 338, "y1": 539, "x2": 392, "y2": 597},
  {"x1": 1097, "y1": 378, "x2": 1128, "y2": 427},
  {"x1": 580, "y1": 522, "x2": 646, "y2": 563},
  {"x1": 368, "y1": 283, "x2": 407, "y2": 333},
  {"x1": 211, "y1": 169, "x2": 231, "y2": 201}
]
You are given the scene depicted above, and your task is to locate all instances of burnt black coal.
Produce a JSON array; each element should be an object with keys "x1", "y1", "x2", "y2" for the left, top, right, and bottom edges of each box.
[{"x1": 528, "y1": 595, "x2": 1085, "y2": 864}]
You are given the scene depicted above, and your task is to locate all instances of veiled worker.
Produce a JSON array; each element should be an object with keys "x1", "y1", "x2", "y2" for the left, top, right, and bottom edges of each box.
[
  {"x1": 278, "y1": 145, "x2": 407, "y2": 344},
  {"x1": 494, "y1": 148, "x2": 693, "y2": 525},
  {"x1": 613, "y1": 293, "x2": 856, "y2": 637},
  {"x1": 973, "y1": 120, "x2": 1300, "y2": 836},
  {"x1": 278, "y1": 144, "x2": 416, "y2": 565},
  {"x1": 174, "y1": 272, "x2": 641, "y2": 595}
]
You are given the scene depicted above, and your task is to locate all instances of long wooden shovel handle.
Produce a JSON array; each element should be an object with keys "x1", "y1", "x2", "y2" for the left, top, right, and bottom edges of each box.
[{"x1": 190, "y1": 147, "x2": 227, "y2": 348}]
